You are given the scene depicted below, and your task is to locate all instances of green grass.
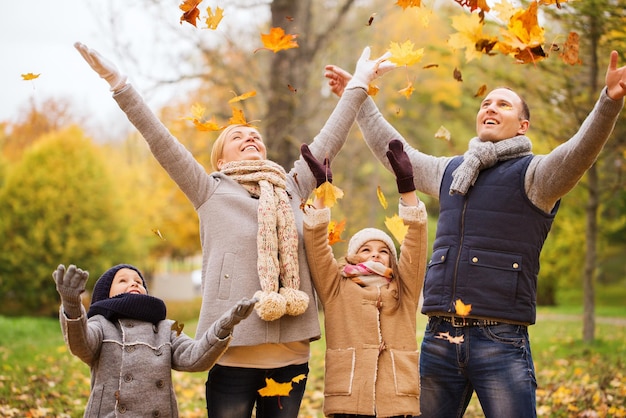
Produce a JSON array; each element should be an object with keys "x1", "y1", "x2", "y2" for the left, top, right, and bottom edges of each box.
[{"x1": 1, "y1": 296, "x2": 625, "y2": 417}]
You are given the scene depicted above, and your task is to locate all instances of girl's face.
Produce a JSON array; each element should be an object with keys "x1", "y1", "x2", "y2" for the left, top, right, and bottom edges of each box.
[
  {"x1": 356, "y1": 240, "x2": 392, "y2": 267},
  {"x1": 109, "y1": 268, "x2": 147, "y2": 298},
  {"x1": 217, "y1": 126, "x2": 267, "y2": 169}
]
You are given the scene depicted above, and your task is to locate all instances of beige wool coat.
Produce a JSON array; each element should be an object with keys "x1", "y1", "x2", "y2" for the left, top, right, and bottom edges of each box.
[{"x1": 303, "y1": 202, "x2": 428, "y2": 417}]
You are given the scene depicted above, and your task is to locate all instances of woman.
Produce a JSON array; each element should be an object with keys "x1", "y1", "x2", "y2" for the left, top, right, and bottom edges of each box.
[{"x1": 74, "y1": 42, "x2": 394, "y2": 417}]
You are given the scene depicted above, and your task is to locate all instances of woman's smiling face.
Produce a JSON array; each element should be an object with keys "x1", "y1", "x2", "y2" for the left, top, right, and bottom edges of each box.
[{"x1": 217, "y1": 126, "x2": 267, "y2": 169}]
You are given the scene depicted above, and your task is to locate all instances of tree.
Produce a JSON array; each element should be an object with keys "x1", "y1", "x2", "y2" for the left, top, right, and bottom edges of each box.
[{"x1": 0, "y1": 127, "x2": 137, "y2": 316}]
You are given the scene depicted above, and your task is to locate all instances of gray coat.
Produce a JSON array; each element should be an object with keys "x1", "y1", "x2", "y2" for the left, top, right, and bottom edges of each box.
[
  {"x1": 112, "y1": 86, "x2": 370, "y2": 349},
  {"x1": 60, "y1": 307, "x2": 230, "y2": 417}
]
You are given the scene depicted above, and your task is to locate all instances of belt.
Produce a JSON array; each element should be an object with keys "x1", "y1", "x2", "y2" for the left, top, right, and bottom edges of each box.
[{"x1": 434, "y1": 315, "x2": 501, "y2": 327}]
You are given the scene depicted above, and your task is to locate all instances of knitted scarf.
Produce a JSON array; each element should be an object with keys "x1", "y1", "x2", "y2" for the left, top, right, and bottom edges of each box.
[
  {"x1": 221, "y1": 160, "x2": 309, "y2": 321},
  {"x1": 87, "y1": 293, "x2": 167, "y2": 325},
  {"x1": 450, "y1": 135, "x2": 533, "y2": 195},
  {"x1": 342, "y1": 260, "x2": 393, "y2": 288}
]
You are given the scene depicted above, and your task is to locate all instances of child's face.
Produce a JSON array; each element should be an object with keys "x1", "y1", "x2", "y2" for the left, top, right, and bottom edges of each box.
[
  {"x1": 355, "y1": 240, "x2": 392, "y2": 267},
  {"x1": 109, "y1": 268, "x2": 147, "y2": 298}
]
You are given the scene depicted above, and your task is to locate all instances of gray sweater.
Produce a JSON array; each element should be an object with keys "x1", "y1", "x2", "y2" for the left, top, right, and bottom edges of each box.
[
  {"x1": 112, "y1": 86, "x2": 369, "y2": 348},
  {"x1": 60, "y1": 307, "x2": 231, "y2": 417},
  {"x1": 357, "y1": 88, "x2": 623, "y2": 214}
]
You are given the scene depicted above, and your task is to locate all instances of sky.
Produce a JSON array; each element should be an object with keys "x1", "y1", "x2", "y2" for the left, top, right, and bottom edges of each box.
[{"x1": 0, "y1": 1, "x2": 256, "y2": 141}]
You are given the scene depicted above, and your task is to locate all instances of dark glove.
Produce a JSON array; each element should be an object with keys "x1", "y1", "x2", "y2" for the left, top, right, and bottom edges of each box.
[
  {"x1": 301, "y1": 143, "x2": 332, "y2": 187},
  {"x1": 53, "y1": 264, "x2": 89, "y2": 318},
  {"x1": 386, "y1": 139, "x2": 415, "y2": 193},
  {"x1": 213, "y1": 297, "x2": 258, "y2": 339}
]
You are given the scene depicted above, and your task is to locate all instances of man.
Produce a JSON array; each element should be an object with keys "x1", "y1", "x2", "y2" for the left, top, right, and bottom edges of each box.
[{"x1": 324, "y1": 50, "x2": 625, "y2": 417}]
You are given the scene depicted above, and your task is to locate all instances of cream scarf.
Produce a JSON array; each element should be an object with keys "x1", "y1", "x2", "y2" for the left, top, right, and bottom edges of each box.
[
  {"x1": 450, "y1": 135, "x2": 533, "y2": 195},
  {"x1": 221, "y1": 160, "x2": 309, "y2": 321}
]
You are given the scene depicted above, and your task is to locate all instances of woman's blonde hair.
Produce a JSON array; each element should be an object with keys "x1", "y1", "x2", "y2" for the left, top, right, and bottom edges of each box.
[{"x1": 210, "y1": 124, "x2": 255, "y2": 171}]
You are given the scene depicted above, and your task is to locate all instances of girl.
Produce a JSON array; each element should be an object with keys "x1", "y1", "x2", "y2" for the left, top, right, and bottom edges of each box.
[{"x1": 301, "y1": 140, "x2": 428, "y2": 417}]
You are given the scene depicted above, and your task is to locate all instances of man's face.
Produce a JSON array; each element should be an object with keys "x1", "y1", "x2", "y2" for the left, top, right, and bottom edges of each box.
[{"x1": 476, "y1": 88, "x2": 529, "y2": 142}]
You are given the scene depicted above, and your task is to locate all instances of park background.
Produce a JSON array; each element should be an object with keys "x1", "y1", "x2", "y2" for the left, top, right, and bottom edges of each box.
[{"x1": 0, "y1": 0, "x2": 625, "y2": 416}]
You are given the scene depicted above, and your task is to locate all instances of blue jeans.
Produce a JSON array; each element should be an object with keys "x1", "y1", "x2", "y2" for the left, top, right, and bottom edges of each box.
[
  {"x1": 205, "y1": 363, "x2": 309, "y2": 418},
  {"x1": 419, "y1": 317, "x2": 537, "y2": 418}
]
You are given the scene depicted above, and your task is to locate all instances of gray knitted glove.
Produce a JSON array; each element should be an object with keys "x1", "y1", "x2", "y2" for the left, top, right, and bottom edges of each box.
[
  {"x1": 74, "y1": 42, "x2": 128, "y2": 92},
  {"x1": 53, "y1": 264, "x2": 89, "y2": 319},
  {"x1": 346, "y1": 46, "x2": 396, "y2": 91},
  {"x1": 212, "y1": 297, "x2": 258, "y2": 339}
]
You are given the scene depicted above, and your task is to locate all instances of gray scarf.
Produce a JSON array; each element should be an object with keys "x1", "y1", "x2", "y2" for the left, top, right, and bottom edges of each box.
[{"x1": 450, "y1": 135, "x2": 532, "y2": 195}]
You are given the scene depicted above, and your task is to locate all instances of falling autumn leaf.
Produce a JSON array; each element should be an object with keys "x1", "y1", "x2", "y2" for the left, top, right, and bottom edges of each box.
[
  {"x1": 205, "y1": 6, "x2": 224, "y2": 30},
  {"x1": 313, "y1": 182, "x2": 344, "y2": 209},
  {"x1": 376, "y1": 186, "x2": 388, "y2": 209},
  {"x1": 388, "y1": 40, "x2": 424, "y2": 67},
  {"x1": 434, "y1": 125, "x2": 451, "y2": 141},
  {"x1": 228, "y1": 90, "x2": 257, "y2": 104},
  {"x1": 152, "y1": 228, "x2": 166, "y2": 241},
  {"x1": 474, "y1": 84, "x2": 487, "y2": 97},
  {"x1": 288, "y1": 84, "x2": 297, "y2": 93},
  {"x1": 328, "y1": 219, "x2": 346, "y2": 246},
  {"x1": 398, "y1": 82, "x2": 415, "y2": 99},
  {"x1": 559, "y1": 32, "x2": 582, "y2": 65},
  {"x1": 366, "y1": 13, "x2": 377, "y2": 26},
  {"x1": 496, "y1": 1, "x2": 546, "y2": 64},
  {"x1": 453, "y1": 0, "x2": 490, "y2": 13},
  {"x1": 396, "y1": 0, "x2": 422, "y2": 9},
  {"x1": 453, "y1": 67, "x2": 463, "y2": 82},
  {"x1": 385, "y1": 214, "x2": 408, "y2": 244},
  {"x1": 455, "y1": 298, "x2": 472, "y2": 316},
  {"x1": 171, "y1": 320, "x2": 185, "y2": 336},
  {"x1": 448, "y1": 12, "x2": 498, "y2": 63},
  {"x1": 21, "y1": 73, "x2": 40, "y2": 81},
  {"x1": 179, "y1": 0, "x2": 201, "y2": 26},
  {"x1": 367, "y1": 84, "x2": 380, "y2": 96},
  {"x1": 255, "y1": 27, "x2": 299, "y2": 53}
]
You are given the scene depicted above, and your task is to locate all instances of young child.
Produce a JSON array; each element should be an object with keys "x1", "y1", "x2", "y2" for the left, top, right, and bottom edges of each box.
[
  {"x1": 301, "y1": 140, "x2": 428, "y2": 417},
  {"x1": 53, "y1": 263, "x2": 256, "y2": 417}
]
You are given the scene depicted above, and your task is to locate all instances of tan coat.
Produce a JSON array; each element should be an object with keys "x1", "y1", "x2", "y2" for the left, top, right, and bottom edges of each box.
[{"x1": 303, "y1": 202, "x2": 428, "y2": 417}]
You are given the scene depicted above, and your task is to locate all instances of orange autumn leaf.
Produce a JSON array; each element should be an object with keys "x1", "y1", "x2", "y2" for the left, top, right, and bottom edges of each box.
[
  {"x1": 396, "y1": 0, "x2": 421, "y2": 9},
  {"x1": 183, "y1": 103, "x2": 224, "y2": 132},
  {"x1": 376, "y1": 186, "x2": 388, "y2": 209},
  {"x1": 448, "y1": 12, "x2": 498, "y2": 62},
  {"x1": 205, "y1": 6, "x2": 224, "y2": 30},
  {"x1": 367, "y1": 84, "x2": 380, "y2": 96},
  {"x1": 313, "y1": 181, "x2": 344, "y2": 209},
  {"x1": 398, "y1": 81, "x2": 415, "y2": 99},
  {"x1": 21, "y1": 73, "x2": 40, "y2": 81},
  {"x1": 388, "y1": 40, "x2": 424, "y2": 67},
  {"x1": 179, "y1": 0, "x2": 201, "y2": 26},
  {"x1": 228, "y1": 107, "x2": 248, "y2": 125},
  {"x1": 496, "y1": 1, "x2": 546, "y2": 64},
  {"x1": 228, "y1": 90, "x2": 257, "y2": 104},
  {"x1": 474, "y1": 84, "x2": 487, "y2": 97},
  {"x1": 385, "y1": 214, "x2": 408, "y2": 244},
  {"x1": 151, "y1": 228, "x2": 166, "y2": 241},
  {"x1": 171, "y1": 320, "x2": 184, "y2": 336},
  {"x1": 453, "y1": 0, "x2": 490, "y2": 13},
  {"x1": 256, "y1": 27, "x2": 299, "y2": 53},
  {"x1": 559, "y1": 31, "x2": 582, "y2": 65},
  {"x1": 455, "y1": 299, "x2": 472, "y2": 316},
  {"x1": 258, "y1": 374, "x2": 306, "y2": 397},
  {"x1": 328, "y1": 219, "x2": 346, "y2": 246}
]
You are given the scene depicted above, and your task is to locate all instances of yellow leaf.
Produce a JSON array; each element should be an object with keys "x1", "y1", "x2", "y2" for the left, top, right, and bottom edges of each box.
[
  {"x1": 205, "y1": 6, "x2": 224, "y2": 30},
  {"x1": 434, "y1": 125, "x2": 451, "y2": 141},
  {"x1": 313, "y1": 181, "x2": 344, "y2": 208},
  {"x1": 256, "y1": 27, "x2": 299, "y2": 53},
  {"x1": 21, "y1": 73, "x2": 40, "y2": 80},
  {"x1": 151, "y1": 228, "x2": 166, "y2": 241},
  {"x1": 228, "y1": 90, "x2": 257, "y2": 104},
  {"x1": 388, "y1": 40, "x2": 424, "y2": 67},
  {"x1": 328, "y1": 219, "x2": 346, "y2": 246},
  {"x1": 228, "y1": 106, "x2": 247, "y2": 125},
  {"x1": 398, "y1": 81, "x2": 415, "y2": 99},
  {"x1": 292, "y1": 374, "x2": 306, "y2": 383},
  {"x1": 179, "y1": 0, "x2": 201, "y2": 26},
  {"x1": 258, "y1": 377, "x2": 294, "y2": 397},
  {"x1": 454, "y1": 299, "x2": 472, "y2": 317},
  {"x1": 395, "y1": 0, "x2": 422, "y2": 9},
  {"x1": 367, "y1": 84, "x2": 380, "y2": 96},
  {"x1": 385, "y1": 214, "x2": 408, "y2": 244},
  {"x1": 171, "y1": 320, "x2": 185, "y2": 336},
  {"x1": 447, "y1": 13, "x2": 498, "y2": 63},
  {"x1": 189, "y1": 103, "x2": 206, "y2": 120},
  {"x1": 376, "y1": 186, "x2": 388, "y2": 209}
]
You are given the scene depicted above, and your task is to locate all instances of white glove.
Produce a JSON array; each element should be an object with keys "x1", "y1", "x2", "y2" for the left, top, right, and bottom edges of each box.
[
  {"x1": 346, "y1": 46, "x2": 396, "y2": 91},
  {"x1": 74, "y1": 42, "x2": 128, "y2": 92}
]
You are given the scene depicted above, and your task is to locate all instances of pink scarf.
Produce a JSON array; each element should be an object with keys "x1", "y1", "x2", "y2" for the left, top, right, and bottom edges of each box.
[{"x1": 342, "y1": 260, "x2": 393, "y2": 287}]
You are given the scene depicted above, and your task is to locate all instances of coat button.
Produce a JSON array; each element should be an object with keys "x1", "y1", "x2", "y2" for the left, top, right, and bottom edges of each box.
[
  {"x1": 440, "y1": 255, "x2": 445, "y2": 261},
  {"x1": 156, "y1": 379, "x2": 165, "y2": 388},
  {"x1": 472, "y1": 257, "x2": 478, "y2": 263},
  {"x1": 125, "y1": 346, "x2": 135, "y2": 353},
  {"x1": 152, "y1": 411, "x2": 161, "y2": 417},
  {"x1": 124, "y1": 373, "x2": 133, "y2": 382},
  {"x1": 513, "y1": 262, "x2": 519, "y2": 269},
  {"x1": 118, "y1": 404, "x2": 127, "y2": 413}
]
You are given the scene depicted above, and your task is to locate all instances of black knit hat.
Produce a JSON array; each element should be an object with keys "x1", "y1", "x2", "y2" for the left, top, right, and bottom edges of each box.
[{"x1": 91, "y1": 264, "x2": 147, "y2": 305}]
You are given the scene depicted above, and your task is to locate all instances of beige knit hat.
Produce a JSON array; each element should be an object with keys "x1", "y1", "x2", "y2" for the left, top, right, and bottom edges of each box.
[{"x1": 347, "y1": 228, "x2": 397, "y2": 260}]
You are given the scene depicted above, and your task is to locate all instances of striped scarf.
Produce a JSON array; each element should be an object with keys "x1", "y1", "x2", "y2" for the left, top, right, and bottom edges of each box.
[
  {"x1": 342, "y1": 260, "x2": 393, "y2": 288},
  {"x1": 222, "y1": 160, "x2": 309, "y2": 321}
]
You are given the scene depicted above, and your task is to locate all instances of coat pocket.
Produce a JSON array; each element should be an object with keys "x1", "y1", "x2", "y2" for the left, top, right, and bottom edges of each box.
[
  {"x1": 390, "y1": 349, "x2": 420, "y2": 396},
  {"x1": 324, "y1": 348, "x2": 355, "y2": 396}
]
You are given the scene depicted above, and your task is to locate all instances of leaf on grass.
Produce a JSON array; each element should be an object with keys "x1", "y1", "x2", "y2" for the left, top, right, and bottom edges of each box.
[
  {"x1": 256, "y1": 27, "x2": 299, "y2": 53},
  {"x1": 435, "y1": 331, "x2": 465, "y2": 344},
  {"x1": 313, "y1": 182, "x2": 344, "y2": 209},
  {"x1": 434, "y1": 125, "x2": 451, "y2": 142},
  {"x1": 328, "y1": 219, "x2": 346, "y2": 246},
  {"x1": 385, "y1": 214, "x2": 408, "y2": 244},
  {"x1": 21, "y1": 73, "x2": 40, "y2": 81},
  {"x1": 388, "y1": 40, "x2": 424, "y2": 67},
  {"x1": 377, "y1": 186, "x2": 388, "y2": 209},
  {"x1": 205, "y1": 6, "x2": 224, "y2": 30},
  {"x1": 455, "y1": 298, "x2": 472, "y2": 316},
  {"x1": 179, "y1": 0, "x2": 201, "y2": 26}
]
